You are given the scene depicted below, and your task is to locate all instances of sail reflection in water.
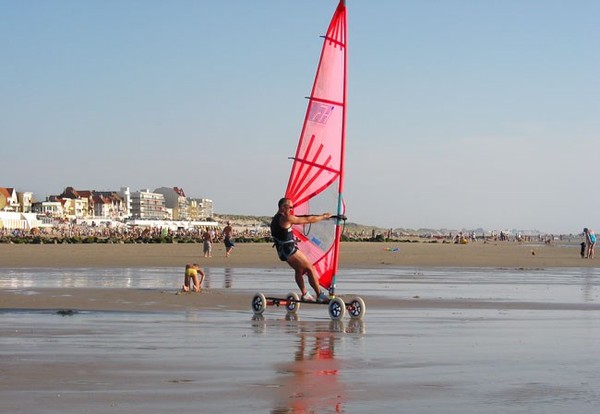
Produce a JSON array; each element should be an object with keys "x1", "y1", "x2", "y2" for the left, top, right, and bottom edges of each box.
[{"x1": 250, "y1": 316, "x2": 365, "y2": 414}]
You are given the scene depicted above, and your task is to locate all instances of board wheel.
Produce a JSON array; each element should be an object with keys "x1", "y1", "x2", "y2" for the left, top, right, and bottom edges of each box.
[
  {"x1": 347, "y1": 296, "x2": 366, "y2": 320},
  {"x1": 328, "y1": 297, "x2": 346, "y2": 321},
  {"x1": 285, "y1": 292, "x2": 300, "y2": 314},
  {"x1": 251, "y1": 292, "x2": 267, "y2": 315}
]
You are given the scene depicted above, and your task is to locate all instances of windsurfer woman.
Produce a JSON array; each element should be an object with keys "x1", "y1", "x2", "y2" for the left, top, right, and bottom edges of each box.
[{"x1": 271, "y1": 197, "x2": 331, "y2": 303}]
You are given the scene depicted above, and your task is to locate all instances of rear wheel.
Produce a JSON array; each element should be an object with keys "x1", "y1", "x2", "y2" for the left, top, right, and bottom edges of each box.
[
  {"x1": 348, "y1": 296, "x2": 366, "y2": 320},
  {"x1": 285, "y1": 292, "x2": 300, "y2": 314},
  {"x1": 251, "y1": 292, "x2": 267, "y2": 315},
  {"x1": 328, "y1": 297, "x2": 346, "y2": 320}
]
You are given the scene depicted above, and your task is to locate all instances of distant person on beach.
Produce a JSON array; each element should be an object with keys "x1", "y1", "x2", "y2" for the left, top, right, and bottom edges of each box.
[
  {"x1": 182, "y1": 263, "x2": 205, "y2": 292},
  {"x1": 270, "y1": 197, "x2": 331, "y2": 303},
  {"x1": 223, "y1": 221, "x2": 235, "y2": 257},
  {"x1": 584, "y1": 228, "x2": 596, "y2": 259},
  {"x1": 202, "y1": 230, "x2": 213, "y2": 258}
]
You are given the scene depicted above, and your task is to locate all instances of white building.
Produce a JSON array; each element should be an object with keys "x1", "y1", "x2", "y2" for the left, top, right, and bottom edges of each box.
[
  {"x1": 0, "y1": 212, "x2": 43, "y2": 230},
  {"x1": 17, "y1": 191, "x2": 34, "y2": 213},
  {"x1": 117, "y1": 187, "x2": 132, "y2": 218},
  {"x1": 130, "y1": 189, "x2": 167, "y2": 219},
  {"x1": 32, "y1": 201, "x2": 64, "y2": 217},
  {"x1": 189, "y1": 198, "x2": 213, "y2": 219}
]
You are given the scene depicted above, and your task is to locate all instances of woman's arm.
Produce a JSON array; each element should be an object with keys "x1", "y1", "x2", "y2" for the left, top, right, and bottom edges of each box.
[{"x1": 286, "y1": 213, "x2": 332, "y2": 226}]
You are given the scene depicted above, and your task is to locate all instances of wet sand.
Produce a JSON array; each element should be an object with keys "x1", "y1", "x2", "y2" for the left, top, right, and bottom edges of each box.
[
  {"x1": 1, "y1": 242, "x2": 599, "y2": 413},
  {"x1": 7, "y1": 305, "x2": 598, "y2": 414},
  {"x1": 0, "y1": 240, "x2": 595, "y2": 313}
]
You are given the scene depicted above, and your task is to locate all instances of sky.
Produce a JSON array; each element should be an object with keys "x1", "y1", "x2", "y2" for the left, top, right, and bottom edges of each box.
[{"x1": 1, "y1": 0, "x2": 599, "y2": 235}]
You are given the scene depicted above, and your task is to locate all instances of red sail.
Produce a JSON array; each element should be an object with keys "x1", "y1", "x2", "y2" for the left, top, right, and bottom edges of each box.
[{"x1": 285, "y1": 0, "x2": 347, "y2": 291}]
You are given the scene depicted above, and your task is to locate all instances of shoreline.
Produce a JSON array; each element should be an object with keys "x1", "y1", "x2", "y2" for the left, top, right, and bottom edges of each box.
[{"x1": 2, "y1": 240, "x2": 597, "y2": 314}]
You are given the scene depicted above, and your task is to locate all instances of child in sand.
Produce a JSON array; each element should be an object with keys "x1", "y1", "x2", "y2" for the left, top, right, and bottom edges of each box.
[{"x1": 182, "y1": 263, "x2": 205, "y2": 292}]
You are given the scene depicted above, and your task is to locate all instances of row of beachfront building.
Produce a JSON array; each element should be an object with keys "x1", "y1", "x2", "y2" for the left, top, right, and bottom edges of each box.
[{"x1": 0, "y1": 186, "x2": 213, "y2": 222}]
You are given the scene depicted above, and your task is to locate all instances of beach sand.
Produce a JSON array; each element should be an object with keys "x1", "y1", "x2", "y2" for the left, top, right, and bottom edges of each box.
[
  {"x1": 0, "y1": 239, "x2": 595, "y2": 269},
  {"x1": 2, "y1": 241, "x2": 599, "y2": 413}
]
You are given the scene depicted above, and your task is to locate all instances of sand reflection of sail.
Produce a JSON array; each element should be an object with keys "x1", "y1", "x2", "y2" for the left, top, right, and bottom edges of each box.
[{"x1": 271, "y1": 323, "x2": 346, "y2": 413}]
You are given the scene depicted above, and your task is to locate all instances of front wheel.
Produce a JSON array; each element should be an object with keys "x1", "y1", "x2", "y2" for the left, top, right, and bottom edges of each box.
[
  {"x1": 347, "y1": 296, "x2": 366, "y2": 320},
  {"x1": 286, "y1": 292, "x2": 300, "y2": 314},
  {"x1": 328, "y1": 297, "x2": 346, "y2": 321},
  {"x1": 251, "y1": 292, "x2": 267, "y2": 315}
]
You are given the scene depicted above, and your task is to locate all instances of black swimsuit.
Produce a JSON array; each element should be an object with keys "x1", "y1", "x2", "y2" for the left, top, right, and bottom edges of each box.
[{"x1": 270, "y1": 213, "x2": 298, "y2": 261}]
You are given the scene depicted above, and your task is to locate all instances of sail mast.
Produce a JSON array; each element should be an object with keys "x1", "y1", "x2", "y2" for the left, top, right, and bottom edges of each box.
[{"x1": 331, "y1": 0, "x2": 347, "y2": 292}]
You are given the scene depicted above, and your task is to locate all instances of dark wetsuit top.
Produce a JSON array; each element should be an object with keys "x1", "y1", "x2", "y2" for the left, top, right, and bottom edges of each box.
[{"x1": 270, "y1": 213, "x2": 298, "y2": 261}]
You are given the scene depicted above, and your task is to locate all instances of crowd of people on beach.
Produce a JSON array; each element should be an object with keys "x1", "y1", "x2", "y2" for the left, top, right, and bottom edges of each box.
[
  {"x1": 1, "y1": 224, "x2": 207, "y2": 243},
  {"x1": 0, "y1": 222, "x2": 257, "y2": 245},
  {"x1": 0, "y1": 218, "x2": 584, "y2": 247}
]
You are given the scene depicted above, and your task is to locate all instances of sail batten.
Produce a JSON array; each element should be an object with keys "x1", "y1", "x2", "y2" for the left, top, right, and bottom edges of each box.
[
  {"x1": 288, "y1": 157, "x2": 340, "y2": 174},
  {"x1": 307, "y1": 97, "x2": 344, "y2": 106},
  {"x1": 284, "y1": 0, "x2": 347, "y2": 291}
]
